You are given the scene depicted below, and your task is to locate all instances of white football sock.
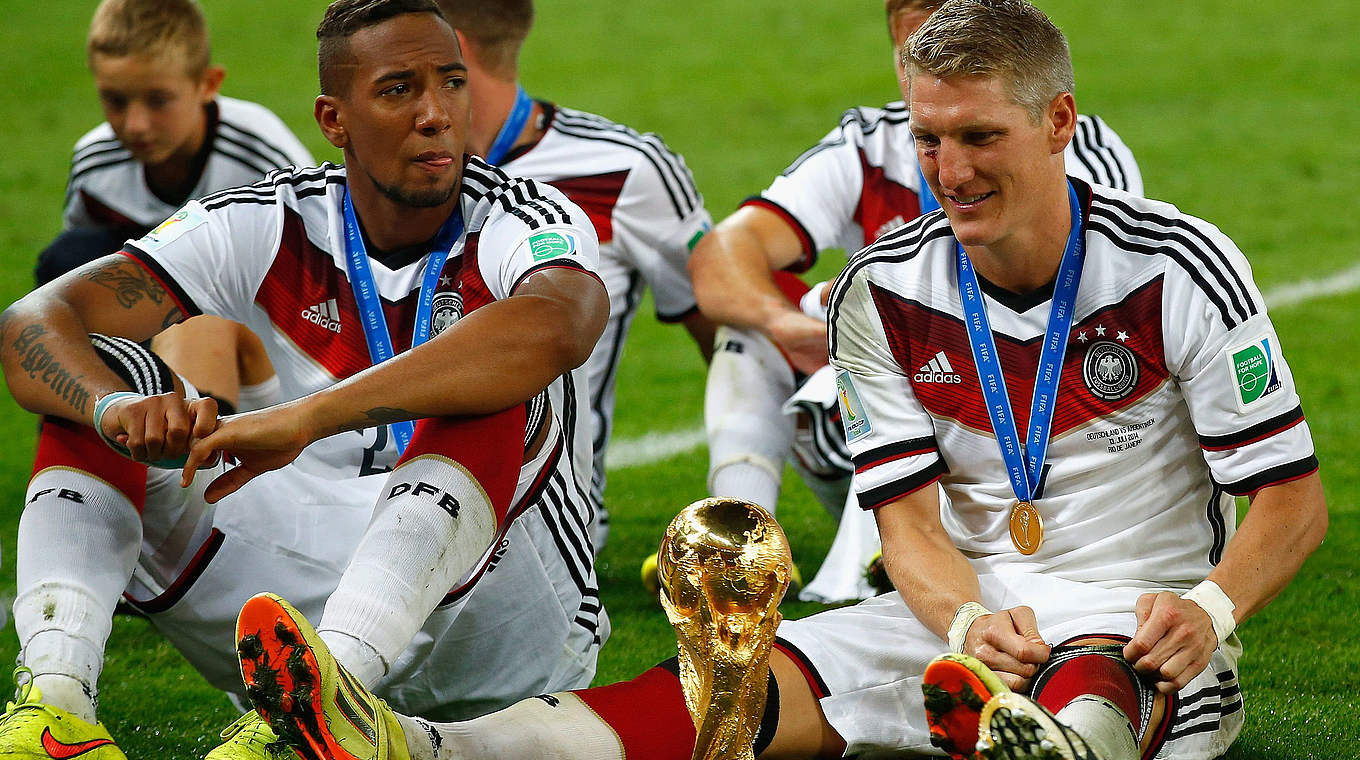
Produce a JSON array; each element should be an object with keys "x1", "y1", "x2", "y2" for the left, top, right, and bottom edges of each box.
[
  {"x1": 318, "y1": 454, "x2": 498, "y2": 685},
  {"x1": 709, "y1": 458, "x2": 782, "y2": 514},
  {"x1": 397, "y1": 693, "x2": 624, "y2": 760},
  {"x1": 235, "y1": 374, "x2": 281, "y2": 412},
  {"x1": 1056, "y1": 695, "x2": 1140, "y2": 760},
  {"x1": 14, "y1": 469, "x2": 142, "y2": 723},
  {"x1": 704, "y1": 326, "x2": 796, "y2": 514}
]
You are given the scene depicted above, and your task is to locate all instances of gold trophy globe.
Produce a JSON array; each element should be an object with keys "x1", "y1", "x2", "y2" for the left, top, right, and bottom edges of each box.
[{"x1": 657, "y1": 498, "x2": 793, "y2": 760}]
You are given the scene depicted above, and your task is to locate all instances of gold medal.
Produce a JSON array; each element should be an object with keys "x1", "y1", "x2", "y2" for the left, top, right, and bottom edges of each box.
[{"x1": 1009, "y1": 500, "x2": 1044, "y2": 555}]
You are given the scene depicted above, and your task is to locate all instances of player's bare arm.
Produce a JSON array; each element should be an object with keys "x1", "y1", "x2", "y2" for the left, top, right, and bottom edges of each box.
[
  {"x1": 183, "y1": 266, "x2": 608, "y2": 497},
  {"x1": 1125, "y1": 472, "x2": 1327, "y2": 692},
  {"x1": 875, "y1": 486, "x2": 1050, "y2": 689},
  {"x1": 689, "y1": 206, "x2": 827, "y2": 373},
  {"x1": 0, "y1": 254, "x2": 216, "y2": 462}
]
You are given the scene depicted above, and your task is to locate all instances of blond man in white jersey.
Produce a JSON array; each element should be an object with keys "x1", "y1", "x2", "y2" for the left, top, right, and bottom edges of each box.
[
  {"x1": 689, "y1": 0, "x2": 1143, "y2": 603},
  {"x1": 229, "y1": 2, "x2": 1326, "y2": 760}
]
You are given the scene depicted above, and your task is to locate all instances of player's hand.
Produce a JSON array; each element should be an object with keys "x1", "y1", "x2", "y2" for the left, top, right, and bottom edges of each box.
[
  {"x1": 181, "y1": 404, "x2": 312, "y2": 501},
  {"x1": 766, "y1": 309, "x2": 829, "y2": 375},
  {"x1": 100, "y1": 392, "x2": 218, "y2": 464},
  {"x1": 962, "y1": 605, "x2": 1051, "y2": 690},
  {"x1": 1124, "y1": 591, "x2": 1217, "y2": 694}
]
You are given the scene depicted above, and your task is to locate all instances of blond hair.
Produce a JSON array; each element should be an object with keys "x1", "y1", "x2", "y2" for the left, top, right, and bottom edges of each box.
[
  {"x1": 88, "y1": 0, "x2": 211, "y2": 76},
  {"x1": 885, "y1": 0, "x2": 947, "y2": 20},
  {"x1": 903, "y1": 0, "x2": 1073, "y2": 120}
]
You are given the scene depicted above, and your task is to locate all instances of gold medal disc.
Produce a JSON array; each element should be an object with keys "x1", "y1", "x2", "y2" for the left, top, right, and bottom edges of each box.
[{"x1": 1009, "y1": 501, "x2": 1044, "y2": 555}]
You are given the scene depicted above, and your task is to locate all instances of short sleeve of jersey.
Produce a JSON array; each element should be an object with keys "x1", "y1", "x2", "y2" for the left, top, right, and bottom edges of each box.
[
  {"x1": 62, "y1": 171, "x2": 95, "y2": 230},
  {"x1": 827, "y1": 263, "x2": 946, "y2": 510},
  {"x1": 745, "y1": 114, "x2": 867, "y2": 272},
  {"x1": 615, "y1": 158, "x2": 712, "y2": 321},
  {"x1": 122, "y1": 199, "x2": 280, "y2": 322},
  {"x1": 1067, "y1": 114, "x2": 1144, "y2": 197},
  {"x1": 1162, "y1": 218, "x2": 1317, "y2": 496},
  {"x1": 475, "y1": 181, "x2": 602, "y2": 299},
  {"x1": 61, "y1": 129, "x2": 113, "y2": 231}
]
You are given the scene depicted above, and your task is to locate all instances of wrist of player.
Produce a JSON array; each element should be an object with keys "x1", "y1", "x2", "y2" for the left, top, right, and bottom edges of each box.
[
  {"x1": 947, "y1": 600, "x2": 993, "y2": 653},
  {"x1": 1182, "y1": 580, "x2": 1237, "y2": 645},
  {"x1": 93, "y1": 391, "x2": 194, "y2": 468}
]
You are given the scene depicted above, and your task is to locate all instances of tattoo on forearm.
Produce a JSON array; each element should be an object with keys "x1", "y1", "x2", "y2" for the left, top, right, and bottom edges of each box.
[
  {"x1": 364, "y1": 407, "x2": 418, "y2": 425},
  {"x1": 83, "y1": 259, "x2": 167, "y2": 310},
  {"x1": 162, "y1": 306, "x2": 184, "y2": 329},
  {"x1": 9, "y1": 323, "x2": 92, "y2": 415}
]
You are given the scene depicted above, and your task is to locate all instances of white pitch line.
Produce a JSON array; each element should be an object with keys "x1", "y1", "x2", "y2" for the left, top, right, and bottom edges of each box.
[
  {"x1": 1262, "y1": 262, "x2": 1360, "y2": 310},
  {"x1": 605, "y1": 427, "x2": 706, "y2": 471},
  {"x1": 608, "y1": 264, "x2": 1360, "y2": 472}
]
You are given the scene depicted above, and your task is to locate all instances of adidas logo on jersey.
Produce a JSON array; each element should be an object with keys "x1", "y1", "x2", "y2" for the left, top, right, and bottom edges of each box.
[
  {"x1": 914, "y1": 351, "x2": 963, "y2": 384},
  {"x1": 302, "y1": 299, "x2": 342, "y2": 334}
]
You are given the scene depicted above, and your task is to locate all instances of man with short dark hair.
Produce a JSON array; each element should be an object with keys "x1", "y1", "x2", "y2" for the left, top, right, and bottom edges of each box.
[
  {"x1": 432, "y1": 0, "x2": 716, "y2": 549},
  {"x1": 0, "y1": 1, "x2": 611, "y2": 757}
]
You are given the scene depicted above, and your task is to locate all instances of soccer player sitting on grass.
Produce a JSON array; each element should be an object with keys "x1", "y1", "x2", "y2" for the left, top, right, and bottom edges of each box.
[
  {"x1": 432, "y1": 0, "x2": 717, "y2": 552},
  {"x1": 0, "y1": 1, "x2": 609, "y2": 757},
  {"x1": 689, "y1": 0, "x2": 1142, "y2": 603},
  {"x1": 41, "y1": 0, "x2": 315, "y2": 410},
  {"x1": 222, "y1": 1, "x2": 1327, "y2": 759}
]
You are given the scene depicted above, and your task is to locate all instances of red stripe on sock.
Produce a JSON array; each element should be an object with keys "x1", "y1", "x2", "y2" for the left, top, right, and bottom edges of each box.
[
  {"x1": 572, "y1": 666, "x2": 695, "y2": 760},
  {"x1": 1033, "y1": 653, "x2": 1143, "y2": 735},
  {"x1": 397, "y1": 406, "x2": 527, "y2": 527},
  {"x1": 33, "y1": 416, "x2": 146, "y2": 513}
]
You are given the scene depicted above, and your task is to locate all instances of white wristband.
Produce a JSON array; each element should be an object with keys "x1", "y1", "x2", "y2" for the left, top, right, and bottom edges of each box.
[
  {"x1": 947, "y1": 601, "x2": 992, "y2": 653},
  {"x1": 799, "y1": 281, "x2": 830, "y2": 321},
  {"x1": 1182, "y1": 580, "x2": 1237, "y2": 645}
]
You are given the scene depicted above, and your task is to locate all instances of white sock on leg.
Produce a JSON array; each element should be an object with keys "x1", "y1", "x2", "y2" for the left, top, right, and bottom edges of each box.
[
  {"x1": 709, "y1": 458, "x2": 782, "y2": 514},
  {"x1": 318, "y1": 454, "x2": 497, "y2": 685},
  {"x1": 14, "y1": 470, "x2": 142, "y2": 723},
  {"x1": 396, "y1": 693, "x2": 624, "y2": 760},
  {"x1": 1055, "y1": 695, "x2": 1140, "y2": 760}
]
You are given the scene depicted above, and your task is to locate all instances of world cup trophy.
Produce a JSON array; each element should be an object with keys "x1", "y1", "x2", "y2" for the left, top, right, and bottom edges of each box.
[{"x1": 657, "y1": 498, "x2": 793, "y2": 760}]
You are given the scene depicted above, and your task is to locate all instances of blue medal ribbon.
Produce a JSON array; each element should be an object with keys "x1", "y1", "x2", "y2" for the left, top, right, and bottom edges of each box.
[
  {"x1": 484, "y1": 86, "x2": 533, "y2": 166},
  {"x1": 341, "y1": 188, "x2": 463, "y2": 454},
  {"x1": 956, "y1": 181, "x2": 1085, "y2": 505},
  {"x1": 917, "y1": 160, "x2": 941, "y2": 215}
]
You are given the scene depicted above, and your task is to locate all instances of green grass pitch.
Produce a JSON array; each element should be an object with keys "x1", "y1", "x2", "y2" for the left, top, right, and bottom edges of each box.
[{"x1": 0, "y1": 0, "x2": 1356, "y2": 756}]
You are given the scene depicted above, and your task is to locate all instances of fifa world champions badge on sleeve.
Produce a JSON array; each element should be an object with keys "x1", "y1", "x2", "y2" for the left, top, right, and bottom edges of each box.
[
  {"x1": 658, "y1": 498, "x2": 792, "y2": 760},
  {"x1": 1227, "y1": 336, "x2": 1282, "y2": 412},
  {"x1": 836, "y1": 370, "x2": 872, "y2": 442}
]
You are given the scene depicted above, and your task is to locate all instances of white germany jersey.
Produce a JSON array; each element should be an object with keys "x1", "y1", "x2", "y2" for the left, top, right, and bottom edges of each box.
[
  {"x1": 827, "y1": 179, "x2": 1316, "y2": 590},
  {"x1": 501, "y1": 103, "x2": 712, "y2": 505},
  {"x1": 63, "y1": 95, "x2": 313, "y2": 234},
  {"x1": 121, "y1": 158, "x2": 601, "y2": 494},
  {"x1": 748, "y1": 101, "x2": 1142, "y2": 271}
]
